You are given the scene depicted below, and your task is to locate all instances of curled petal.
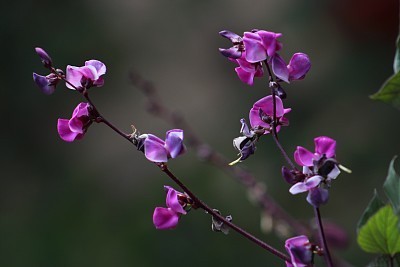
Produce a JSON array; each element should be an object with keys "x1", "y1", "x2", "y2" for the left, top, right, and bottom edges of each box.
[
  {"x1": 144, "y1": 135, "x2": 168, "y2": 162},
  {"x1": 314, "y1": 136, "x2": 336, "y2": 158},
  {"x1": 272, "y1": 54, "x2": 289, "y2": 83},
  {"x1": 294, "y1": 146, "x2": 314, "y2": 166},
  {"x1": 152, "y1": 207, "x2": 179, "y2": 230},
  {"x1": 243, "y1": 32, "x2": 267, "y2": 63},
  {"x1": 33, "y1": 73, "x2": 55, "y2": 95},
  {"x1": 219, "y1": 47, "x2": 241, "y2": 59},
  {"x1": 288, "y1": 53, "x2": 311, "y2": 80},
  {"x1": 85, "y1": 60, "x2": 106, "y2": 76},
  {"x1": 165, "y1": 186, "x2": 186, "y2": 214},
  {"x1": 165, "y1": 129, "x2": 186, "y2": 158},
  {"x1": 65, "y1": 65, "x2": 84, "y2": 90},
  {"x1": 57, "y1": 119, "x2": 82, "y2": 142},
  {"x1": 289, "y1": 176, "x2": 322, "y2": 195},
  {"x1": 253, "y1": 95, "x2": 285, "y2": 117},
  {"x1": 219, "y1": 30, "x2": 242, "y2": 43},
  {"x1": 35, "y1": 47, "x2": 53, "y2": 67},
  {"x1": 249, "y1": 107, "x2": 269, "y2": 129}
]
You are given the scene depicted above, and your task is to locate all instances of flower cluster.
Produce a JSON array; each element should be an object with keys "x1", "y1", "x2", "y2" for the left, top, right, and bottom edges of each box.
[
  {"x1": 284, "y1": 136, "x2": 341, "y2": 207},
  {"x1": 153, "y1": 186, "x2": 191, "y2": 230},
  {"x1": 219, "y1": 30, "x2": 311, "y2": 85}
]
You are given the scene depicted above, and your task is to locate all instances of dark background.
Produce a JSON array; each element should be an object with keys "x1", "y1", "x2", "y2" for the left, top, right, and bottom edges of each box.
[{"x1": 2, "y1": 0, "x2": 400, "y2": 266}]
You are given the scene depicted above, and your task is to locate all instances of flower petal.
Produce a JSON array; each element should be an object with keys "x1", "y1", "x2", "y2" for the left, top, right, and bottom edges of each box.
[
  {"x1": 307, "y1": 187, "x2": 329, "y2": 207},
  {"x1": 85, "y1": 60, "x2": 106, "y2": 76},
  {"x1": 249, "y1": 107, "x2": 270, "y2": 129},
  {"x1": 304, "y1": 175, "x2": 323, "y2": 189},
  {"x1": 314, "y1": 136, "x2": 336, "y2": 158},
  {"x1": 152, "y1": 207, "x2": 179, "y2": 230},
  {"x1": 289, "y1": 182, "x2": 309, "y2": 195},
  {"x1": 165, "y1": 129, "x2": 186, "y2": 159},
  {"x1": 243, "y1": 32, "x2": 267, "y2": 63},
  {"x1": 294, "y1": 146, "x2": 314, "y2": 166},
  {"x1": 165, "y1": 186, "x2": 186, "y2": 214},
  {"x1": 327, "y1": 165, "x2": 341, "y2": 180},
  {"x1": 272, "y1": 54, "x2": 289, "y2": 83},
  {"x1": 288, "y1": 53, "x2": 311, "y2": 81},
  {"x1": 257, "y1": 31, "x2": 282, "y2": 57},
  {"x1": 144, "y1": 135, "x2": 168, "y2": 162},
  {"x1": 65, "y1": 65, "x2": 83, "y2": 90},
  {"x1": 33, "y1": 73, "x2": 55, "y2": 95},
  {"x1": 219, "y1": 30, "x2": 242, "y2": 43},
  {"x1": 57, "y1": 119, "x2": 81, "y2": 142},
  {"x1": 252, "y1": 95, "x2": 285, "y2": 117},
  {"x1": 235, "y1": 67, "x2": 255, "y2": 85}
]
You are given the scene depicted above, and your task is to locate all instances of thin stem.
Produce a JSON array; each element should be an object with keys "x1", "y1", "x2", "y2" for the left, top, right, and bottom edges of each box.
[
  {"x1": 264, "y1": 61, "x2": 279, "y2": 139},
  {"x1": 271, "y1": 129, "x2": 296, "y2": 170},
  {"x1": 160, "y1": 164, "x2": 291, "y2": 262},
  {"x1": 314, "y1": 207, "x2": 333, "y2": 267},
  {"x1": 53, "y1": 69, "x2": 291, "y2": 262}
]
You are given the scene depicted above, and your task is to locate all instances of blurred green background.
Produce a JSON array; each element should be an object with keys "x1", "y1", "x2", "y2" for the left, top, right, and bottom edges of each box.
[{"x1": 2, "y1": 0, "x2": 400, "y2": 266}]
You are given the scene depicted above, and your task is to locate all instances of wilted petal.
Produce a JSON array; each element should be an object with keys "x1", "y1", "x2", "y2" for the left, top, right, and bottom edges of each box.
[
  {"x1": 165, "y1": 129, "x2": 186, "y2": 158},
  {"x1": 57, "y1": 119, "x2": 81, "y2": 142},
  {"x1": 165, "y1": 186, "x2": 186, "y2": 214},
  {"x1": 243, "y1": 32, "x2": 267, "y2": 63},
  {"x1": 272, "y1": 54, "x2": 289, "y2": 83},
  {"x1": 294, "y1": 146, "x2": 314, "y2": 166},
  {"x1": 153, "y1": 207, "x2": 179, "y2": 230},
  {"x1": 314, "y1": 136, "x2": 336, "y2": 158},
  {"x1": 144, "y1": 135, "x2": 168, "y2": 162},
  {"x1": 33, "y1": 73, "x2": 55, "y2": 95},
  {"x1": 288, "y1": 53, "x2": 311, "y2": 81},
  {"x1": 307, "y1": 187, "x2": 329, "y2": 207}
]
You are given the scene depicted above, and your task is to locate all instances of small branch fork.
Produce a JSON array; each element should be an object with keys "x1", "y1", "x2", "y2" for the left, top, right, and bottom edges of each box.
[{"x1": 50, "y1": 68, "x2": 291, "y2": 263}]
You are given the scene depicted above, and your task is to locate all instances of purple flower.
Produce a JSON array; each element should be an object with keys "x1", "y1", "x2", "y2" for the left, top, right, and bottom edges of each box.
[
  {"x1": 289, "y1": 136, "x2": 340, "y2": 207},
  {"x1": 243, "y1": 30, "x2": 282, "y2": 63},
  {"x1": 285, "y1": 235, "x2": 313, "y2": 267},
  {"x1": 153, "y1": 186, "x2": 188, "y2": 230},
  {"x1": 219, "y1": 30, "x2": 244, "y2": 59},
  {"x1": 57, "y1": 102, "x2": 93, "y2": 142},
  {"x1": 272, "y1": 53, "x2": 311, "y2": 83},
  {"x1": 232, "y1": 52, "x2": 264, "y2": 85},
  {"x1": 136, "y1": 129, "x2": 186, "y2": 162},
  {"x1": 33, "y1": 72, "x2": 60, "y2": 95},
  {"x1": 249, "y1": 95, "x2": 291, "y2": 134},
  {"x1": 35, "y1": 47, "x2": 53, "y2": 68},
  {"x1": 66, "y1": 60, "x2": 106, "y2": 90}
]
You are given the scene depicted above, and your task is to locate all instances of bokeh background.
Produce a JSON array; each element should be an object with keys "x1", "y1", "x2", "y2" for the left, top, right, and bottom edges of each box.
[{"x1": 2, "y1": 0, "x2": 400, "y2": 266}]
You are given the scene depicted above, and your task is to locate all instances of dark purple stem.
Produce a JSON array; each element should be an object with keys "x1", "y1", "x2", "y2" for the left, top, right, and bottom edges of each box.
[
  {"x1": 160, "y1": 164, "x2": 291, "y2": 262},
  {"x1": 51, "y1": 68, "x2": 291, "y2": 262},
  {"x1": 314, "y1": 207, "x2": 333, "y2": 267}
]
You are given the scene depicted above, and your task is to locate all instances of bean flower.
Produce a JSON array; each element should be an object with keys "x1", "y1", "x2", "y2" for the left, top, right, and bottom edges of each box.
[
  {"x1": 289, "y1": 136, "x2": 340, "y2": 207},
  {"x1": 57, "y1": 102, "x2": 93, "y2": 142},
  {"x1": 249, "y1": 95, "x2": 291, "y2": 134},
  {"x1": 153, "y1": 186, "x2": 190, "y2": 230},
  {"x1": 242, "y1": 30, "x2": 282, "y2": 63},
  {"x1": 66, "y1": 60, "x2": 106, "y2": 90},
  {"x1": 272, "y1": 53, "x2": 311, "y2": 83},
  {"x1": 136, "y1": 129, "x2": 186, "y2": 162}
]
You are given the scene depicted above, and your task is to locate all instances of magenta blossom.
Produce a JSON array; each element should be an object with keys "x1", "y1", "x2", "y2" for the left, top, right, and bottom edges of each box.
[
  {"x1": 57, "y1": 102, "x2": 93, "y2": 142},
  {"x1": 290, "y1": 136, "x2": 340, "y2": 207},
  {"x1": 272, "y1": 53, "x2": 311, "y2": 83},
  {"x1": 249, "y1": 95, "x2": 291, "y2": 134},
  {"x1": 153, "y1": 186, "x2": 189, "y2": 230},
  {"x1": 232, "y1": 52, "x2": 264, "y2": 85},
  {"x1": 242, "y1": 30, "x2": 282, "y2": 63},
  {"x1": 66, "y1": 60, "x2": 106, "y2": 90},
  {"x1": 285, "y1": 235, "x2": 313, "y2": 267},
  {"x1": 136, "y1": 129, "x2": 186, "y2": 162}
]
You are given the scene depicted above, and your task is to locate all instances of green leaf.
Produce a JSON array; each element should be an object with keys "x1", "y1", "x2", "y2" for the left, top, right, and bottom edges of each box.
[
  {"x1": 383, "y1": 156, "x2": 400, "y2": 216},
  {"x1": 358, "y1": 205, "x2": 400, "y2": 256},
  {"x1": 370, "y1": 73, "x2": 400, "y2": 109},
  {"x1": 357, "y1": 189, "x2": 385, "y2": 232},
  {"x1": 394, "y1": 36, "x2": 400, "y2": 74}
]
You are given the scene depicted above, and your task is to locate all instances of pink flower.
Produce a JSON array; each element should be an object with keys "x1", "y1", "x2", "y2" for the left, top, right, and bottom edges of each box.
[
  {"x1": 272, "y1": 53, "x2": 311, "y2": 83},
  {"x1": 243, "y1": 30, "x2": 282, "y2": 63},
  {"x1": 249, "y1": 95, "x2": 291, "y2": 133},
  {"x1": 232, "y1": 52, "x2": 264, "y2": 85},
  {"x1": 285, "y1": 235, "x2": 313, "y2": 267},
  {"x1": 136, "y1": 129, "x2": 186, "y2": 162},
  {"x1": 294, "y1": 136, "x2": 337, "y2": 167},
  {"x1": 57, "y1": 102, "x2": 92, "y2": 142},
  {"x1": 66, "y1": 60, "x2": 106, "y2": 90},
  {"x1": 153, "y1": 186, "x2": 188, "y2": 230}
]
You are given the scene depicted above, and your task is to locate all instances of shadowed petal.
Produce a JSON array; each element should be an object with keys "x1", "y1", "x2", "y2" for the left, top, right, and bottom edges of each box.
[
  {"x1": 307, "y1": 187, "x2": 329, "y2": 207},
  {"x1": 165, "y1": 129, "x2": 186, "y2": 158},
  {"x1": 33, "y1": 73, "x2": 55, "y2": 95},
  {"x1": 249, "y1": 107, "x2": 270, "y2": 129}
]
